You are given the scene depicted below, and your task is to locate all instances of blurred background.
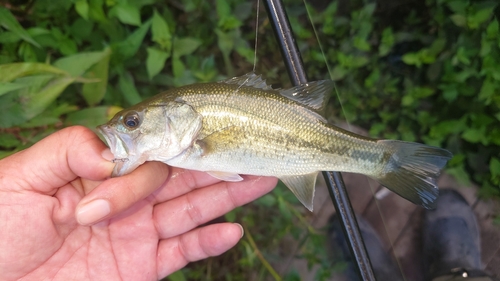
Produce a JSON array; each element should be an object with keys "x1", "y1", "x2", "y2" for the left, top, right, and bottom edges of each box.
[{"x1": 0, "y1": 0, "x2": 499, "y2": 280}]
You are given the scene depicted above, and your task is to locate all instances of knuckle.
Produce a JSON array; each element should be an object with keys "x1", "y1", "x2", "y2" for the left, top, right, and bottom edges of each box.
[{"x1": 185, "y1": 193, "x2": 203, "y2": 225}]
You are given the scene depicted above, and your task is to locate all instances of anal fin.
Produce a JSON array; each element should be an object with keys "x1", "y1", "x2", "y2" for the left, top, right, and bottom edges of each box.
[
  {"x1": 207, "y1": 171, "x2": 244, "y2": 182},
  {"x1": 279, "y1": 173, "x2": 318, "y2": 212}
]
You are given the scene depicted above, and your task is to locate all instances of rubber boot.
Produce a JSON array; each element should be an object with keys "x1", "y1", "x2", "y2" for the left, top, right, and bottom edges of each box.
[{"x1": 422, "y1": 189, "x2": 490, "y2": 280}]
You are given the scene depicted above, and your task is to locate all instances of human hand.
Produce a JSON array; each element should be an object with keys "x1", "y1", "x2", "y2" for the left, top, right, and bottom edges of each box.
[{"x1": 0, "y1": 126, "x2": 278, "y2": 281}]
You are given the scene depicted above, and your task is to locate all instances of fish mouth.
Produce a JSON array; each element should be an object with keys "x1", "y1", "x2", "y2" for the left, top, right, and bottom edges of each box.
[
  {"x1": 97, "y1": 125, "x2": 128, "y2": 159},
  {"x1": 97, "y1": 124, "x2": 133, "y2": 177}
]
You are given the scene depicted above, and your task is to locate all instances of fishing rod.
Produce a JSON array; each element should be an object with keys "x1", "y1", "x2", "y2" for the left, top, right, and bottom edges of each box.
[{"x1": 262, "y1": 0, "x2": 376, "y2": 280}]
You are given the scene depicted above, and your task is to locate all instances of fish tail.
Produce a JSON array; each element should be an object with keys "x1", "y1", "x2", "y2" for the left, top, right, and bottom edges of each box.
[{"x1": 374, "y1": 140, "x2": 453, "y2": 209}]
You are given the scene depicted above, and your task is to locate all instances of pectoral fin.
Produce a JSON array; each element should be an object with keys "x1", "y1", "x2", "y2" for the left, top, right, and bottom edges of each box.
[
  {"x1": 279, "y1": 173, "x2": 318, "y2": 211},
  {"x1": 198, "y1": 125, "x2": 246, "y2": 155},
  {"x1": 207, "y1": 171, "x2": 244, "y2": 182}
]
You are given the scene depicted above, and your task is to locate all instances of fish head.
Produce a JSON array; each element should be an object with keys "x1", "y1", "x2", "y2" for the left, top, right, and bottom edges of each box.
[{"x1": 98, "y1": 100, "x2": 203, "y2": 177}]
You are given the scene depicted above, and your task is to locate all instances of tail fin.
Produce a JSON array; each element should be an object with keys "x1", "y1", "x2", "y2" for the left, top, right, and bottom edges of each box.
[{"x1": 375, "y1": 140, "x2": 453, "y2": 209}]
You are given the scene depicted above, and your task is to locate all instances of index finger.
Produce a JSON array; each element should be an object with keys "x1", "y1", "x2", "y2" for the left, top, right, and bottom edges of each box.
[
  {"x1": 153, "y1": 175, "x2": 278, "y2": 239},
  {"x1": 149, "y1": 168, "x2": 222, "y2": 204}
]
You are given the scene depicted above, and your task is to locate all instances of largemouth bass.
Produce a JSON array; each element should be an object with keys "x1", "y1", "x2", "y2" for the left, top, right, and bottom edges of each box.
[{"x1": 98, "y1": 73, "x2": 452, "y2": 210}]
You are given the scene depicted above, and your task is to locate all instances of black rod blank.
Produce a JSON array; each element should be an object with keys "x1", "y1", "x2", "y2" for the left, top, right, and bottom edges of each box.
[{"x1": 262, "y1": 0, "x2": 376, "y2": 280}]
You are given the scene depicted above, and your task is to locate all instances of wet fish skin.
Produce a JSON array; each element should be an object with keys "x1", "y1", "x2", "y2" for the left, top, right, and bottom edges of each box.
[{"x1": 98, "y1": 73, "x2": 452, "y2": 211}]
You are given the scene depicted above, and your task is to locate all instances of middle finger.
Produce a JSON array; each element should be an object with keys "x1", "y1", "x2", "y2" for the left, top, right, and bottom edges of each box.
[{"x1": 153, "y1": 175, "x2": 277, "y2": 239}]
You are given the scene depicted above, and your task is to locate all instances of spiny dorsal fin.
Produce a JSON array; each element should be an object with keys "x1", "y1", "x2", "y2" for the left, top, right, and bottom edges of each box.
[
  {"x1": 279, "y1": 173, "x2": 318, "y2": 211},
  {"x1": 279, "y1": 80, "x2": 334, "y2": 112},
  {"x1": 219, "y1": 72, "x2": 273, "y2": 90}
]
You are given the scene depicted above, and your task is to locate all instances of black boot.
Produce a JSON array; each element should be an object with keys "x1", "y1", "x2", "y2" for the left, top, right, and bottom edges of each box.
[
  {"x1": 422, "y1": 189, "x2": 490, "y2": 280},
  {"x1": 328, "y1": 214, "x2": 404, "y2": 281}
]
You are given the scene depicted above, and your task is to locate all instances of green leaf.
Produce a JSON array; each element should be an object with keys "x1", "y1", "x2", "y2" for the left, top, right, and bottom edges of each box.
[
  {"x1": 0, "y1": 133, "x2": 21, "y2": 148},
  {"x1": 113, "y1": 3, "x2": 141, "y2": 26},
  {"x1": 215, "y1": 28, "x2": 238, "y2": 76},
  {"x1": 20, "y1": 116, "x2": 60, "y2": 128},
  {"x1": 447, "y1": 1, "x2": 468, "y2": 14},
  {"x1": 59, "y1": 38, "x2": 78, "y2": 56},
  {"x1": 218, "y1": 15, "x2": 242, "y2": 30},
  {"x1": 401, "y1": 95, "x2": 414, "y2": 106},
  {"x1": 362, "y1": 2, "x2": 376, "y2": 16},
  {"x1": 450, "y1": 14, "x2": 467, "y2": 27},
  {"x1": 490, "y1": 157, "x2": 500, "y2": 177},
  {"x1": 114, "y1": 19, "x2": 152, "y2": 59},
  {"x1": 173, "y1": 37, "x2": 201, "y2": 58},
  {"x1": 18, "y1": 41, "x2": 37, "y2": 62},
  {"x1": 172, "y1": 56, "x2": 185, "y2": 78},
  {"x1": 23, "y1": 76, "x2": 76, "y2": 119},
  {"x1": 486, "y1": 19, "x2": 499, "y2": 39},
  {"x1": 480, "y1": 35, "x2": 492, "y2": 57},
  {"x1": 70, "y1": 18, "x2": 94, "y2": 41},
  {"x1": 379, "y1": 27, "x2": 394, "y2": 56},
  {"x1": 494, "y1": 112, "x2": 500, "y2": 122},
  {"x1": 224, "y1": 209, "x2": 236, "y2": 222},
  {"x1": 330, "y1": 65, "x2": 348, "y2": 81},
  {"x1": 151, "y1": 9, "x2": 172, "y2": 51},
  {"x1": 0, "y1": 31, "x2": 21, "y2": 44},
  {"x1": 409, "y1": 86, "x2": 435, "y2": 98},
  {"x1": 216, "y1": 0, "x2": 231, "y2": 19},
  {"x1": 0, "y1": 93, "x2": 26, "y2": 128},
  {"x1": 462, "y1": 127, "x2": 487, "y2": 144},
  {"x1": 402, "y1": 53, "x2": 422, "y2": 67},
  {"x1": 479, "y1": 78, "x2": 495, "y2": 104},
  {"x1": 441, "y1": 86, "x2": 458, "y2": 102},
  {"x1": 256, "y1": 194, "x2": 277, "y2": 207},
  {"x1": 467, "y1": 8, "x2": 493, "y2": 29},
  {"x1": 118, "y1": 72, "x2": 142, "y2": 105},
  {"x1": 65, "y1": 106, "x2": 122, "y2": 128},
  {"x1": 146, "y1": 47, "x2": 169, "y2": 80},
  {"x1": 82, "y1": 50, "x2": 110, "y2": 106},
  {"x1": 54, "y1": 48, "x2": 111, "y2": 77},
  {"x1": 0, "y1": 63, "x2": 68, "y2": 83},
  {"x1": 167, "y1": 270, "x2": 187, "y2": 281},
  {"x1": 446, "y1": 165, "x2": 472, "y2": 186},
  {"x1": 0, "y1": 82, "x2": 29, "y2": 96},
  {"x1": 88, "y1": 0, "x2": 107, "y2": 22},
  {"x1": 277, "y1": 196, "x2": 292, "y2": 221},
  {"x1": 351, "y1": 56, "x2": 369, "y2": 68},
  {"x1": 0, "y1": 7, "x2": 40, "y2": 47},
  {"x1": 428, "y1": 38, "x2": 446, "y2": 56},
  {"x1": 74, "y1": 0, "x2": 89, "y2": 20},
  {"x1": 429, "y1": 118, "x2": 467, "y2": 141},
  {"x1": 215, "y1": 29, "x2": 234, "y2": 57},
  {"x1": 353, "y1": 37, "x2": 370, "y2": 51}
]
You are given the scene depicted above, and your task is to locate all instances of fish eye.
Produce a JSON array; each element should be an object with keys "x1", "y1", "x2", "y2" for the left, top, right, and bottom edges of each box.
[{"x1": 123, "y1": 112, "x2": 140, "y2": 129}]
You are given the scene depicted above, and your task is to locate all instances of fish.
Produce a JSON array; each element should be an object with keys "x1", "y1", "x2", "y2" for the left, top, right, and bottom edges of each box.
[{"x1": 97, "y1": 73, "x2": 453, "y2": 211}]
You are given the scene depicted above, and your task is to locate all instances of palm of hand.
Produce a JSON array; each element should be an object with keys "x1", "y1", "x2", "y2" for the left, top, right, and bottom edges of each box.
[
  {"x1": 2, "y1": 171, "x2": 160, "y2": 280},
  {"x1": 0, "y1": 126, "x2": 277, "y2": 281}
]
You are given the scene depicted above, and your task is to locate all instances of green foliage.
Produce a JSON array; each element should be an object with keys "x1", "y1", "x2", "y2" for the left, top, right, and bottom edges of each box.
[
  {"x1": 0, "y1": 0, "x2": 249, "y2": 154},
  {"x1": 299, "y1": 0, "x2": 500, "y2": 199},
  {"x1": 1, "y1": 0, "x2": 500, "y2": 279}
]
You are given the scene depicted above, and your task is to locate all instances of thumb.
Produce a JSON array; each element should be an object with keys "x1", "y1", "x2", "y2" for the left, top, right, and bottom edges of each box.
[
  {"x1": 75, "y1": 161, "x2": 170, "y2": 225},
  {"x1": 4, "y1": 126, "x2": 114, "y2": 194}
]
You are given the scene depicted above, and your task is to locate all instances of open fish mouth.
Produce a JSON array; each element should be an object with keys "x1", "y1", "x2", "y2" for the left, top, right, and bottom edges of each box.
[
  {"x1": 97, "y1": 124, "x2": 130, "y2": 163},
  {"x1": 97, "y1": 124, "x2": 146, "y2": 177}
]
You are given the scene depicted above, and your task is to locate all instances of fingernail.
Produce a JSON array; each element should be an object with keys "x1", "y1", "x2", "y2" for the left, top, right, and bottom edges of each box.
[
  {"x1": 76, "y1": 199, "x2": 111, "y2": 225},
  {"x1": 101, "y1": 148, "x2": 114, "y2": 161},
  {"x1": 234, "y1": 223, "x2": 244, "y2": 238}
]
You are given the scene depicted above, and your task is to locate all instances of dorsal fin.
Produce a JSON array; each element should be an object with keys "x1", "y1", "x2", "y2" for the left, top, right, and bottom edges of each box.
[
  {"x1": 219, "y1": 72, "x2": 273, "y2": 90},
  {"x1": 279, "y1": 80, "x2": 334, "y2": 112}
]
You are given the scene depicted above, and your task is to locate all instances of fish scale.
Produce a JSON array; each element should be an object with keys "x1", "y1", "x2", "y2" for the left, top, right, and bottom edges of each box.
[{"x1": 98, "y1": 73, "x2": 452, "y2": 211}]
